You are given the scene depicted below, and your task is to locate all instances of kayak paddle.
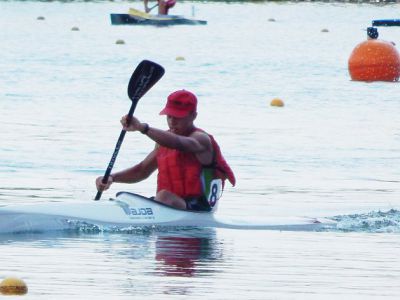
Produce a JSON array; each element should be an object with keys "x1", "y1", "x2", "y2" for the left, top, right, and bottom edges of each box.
[
  {"x1": 95, "y1": 60, "x2": 165, "y2": 201},
  {"x1": 148, "y1": 3, "x2": 159, "y2": 12}
]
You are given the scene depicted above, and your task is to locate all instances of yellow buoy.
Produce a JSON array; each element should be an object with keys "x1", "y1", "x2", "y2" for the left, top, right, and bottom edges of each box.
[
  {"x1": 270, "y1": 98, "x2": 284, "y2": 107},
  {"x1": 0, "y1": 277, "x2": 28, "y2": 295},
  {"x1": 175, "y1": 56, "x2": 185, "y2": 61}
]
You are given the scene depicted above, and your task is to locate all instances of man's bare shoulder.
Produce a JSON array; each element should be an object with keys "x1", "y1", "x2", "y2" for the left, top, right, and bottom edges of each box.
[
  {"x1": 190, "y1": 130, "x2": 211, "y2": 142},
  {"x1": 190, "y1": 130, "x2": 212, "y2": 154}
]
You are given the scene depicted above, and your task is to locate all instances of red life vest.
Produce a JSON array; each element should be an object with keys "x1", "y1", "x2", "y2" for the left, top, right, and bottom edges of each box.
[{"x1": 156, "y1": 128, "x2": 235, "y2": 198}]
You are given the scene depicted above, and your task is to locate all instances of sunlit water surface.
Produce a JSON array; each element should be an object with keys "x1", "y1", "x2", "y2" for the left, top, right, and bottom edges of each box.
[{"x1": 1, "y1": 0, "x2": 400, "y2": 298}]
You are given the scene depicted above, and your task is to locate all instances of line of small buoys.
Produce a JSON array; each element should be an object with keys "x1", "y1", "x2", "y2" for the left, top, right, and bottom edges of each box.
[
  {"x1": 270, "y1": 98, "x2": 284, "y2": 107},
  {"x1": 348, "y1": 27, "x2": 400, "y2": 82},
  {"x1": 32, "y1": 17, "x2": 131, "y2": 46},
  {"x1": 0, "y1": 277, "x2": 28, "y2": 295}
]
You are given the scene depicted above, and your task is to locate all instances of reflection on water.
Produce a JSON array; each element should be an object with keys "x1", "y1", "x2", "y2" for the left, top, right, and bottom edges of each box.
[
  {"x1": 155, "y1": 229, "x2": 222, "y2": 278},
  {"x1": 156, "y1": 236, "x2": 208, "y2": 277},
  {"x1": 0, "y1": 227, "x2": 224, "y2": 296}
]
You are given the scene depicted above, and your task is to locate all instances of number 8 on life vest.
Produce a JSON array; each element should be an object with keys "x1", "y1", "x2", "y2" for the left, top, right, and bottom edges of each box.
[{"x1": 207, "y1": 179, "x2": 223, "y2": 207}]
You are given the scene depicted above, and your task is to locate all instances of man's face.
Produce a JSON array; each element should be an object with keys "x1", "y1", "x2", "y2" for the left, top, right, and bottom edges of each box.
[{"x1": 167, "y1": 112, "x2": 196, "y2": 135}]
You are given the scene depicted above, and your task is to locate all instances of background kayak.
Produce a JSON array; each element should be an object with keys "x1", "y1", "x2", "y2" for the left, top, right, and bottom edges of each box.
[{"x1": 110, "y1": 8, "x2": 207, "y2": 26}]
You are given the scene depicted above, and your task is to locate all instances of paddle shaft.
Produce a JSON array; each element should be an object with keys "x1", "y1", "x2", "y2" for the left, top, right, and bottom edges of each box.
[
  {"x1": 94, "y1": 130, "x2": 126, "y2": 200},
  {"x1": 149, "y1": 3, "x2": 158, "y2": 11},
  {"x1": 94, "y1": 104, "x2": 136, "y2": 201}
]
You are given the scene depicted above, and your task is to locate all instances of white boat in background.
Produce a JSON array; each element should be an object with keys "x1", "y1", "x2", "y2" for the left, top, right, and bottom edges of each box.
[{"x1": 0, "y1": 192, "x2": 336, "y2": 234}]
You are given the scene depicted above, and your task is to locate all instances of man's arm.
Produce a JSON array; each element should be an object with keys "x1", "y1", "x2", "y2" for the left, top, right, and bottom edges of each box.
[
  {"x1": 121, "y1": 115, "x2": 211, "y2": 154},
  {"x1": 145, "y1": 128, "x2": 213, "y2": 166},
  {"x1": 96, "y1": 146, "x2": 158, "y2": 192},
  {"x1": 146, "y1": 127, "x2": 210, "y2": 152},
  {"x1": 112, "y1": 147, "x2": 158, "y2": 183},
  {"x1": 143, "y1": 0, "x2": 150, "y2": 12}
]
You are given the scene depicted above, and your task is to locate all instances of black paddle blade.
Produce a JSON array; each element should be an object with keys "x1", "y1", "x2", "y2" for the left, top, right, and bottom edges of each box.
[{"x1": 127, "y1": 60, "x2": 165, "y2": 116}]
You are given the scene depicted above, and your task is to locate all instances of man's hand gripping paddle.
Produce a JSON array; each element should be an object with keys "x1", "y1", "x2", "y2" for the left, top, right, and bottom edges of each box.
[{"x1": 94, "y1": 60, "x2": 165, "y2": 200}]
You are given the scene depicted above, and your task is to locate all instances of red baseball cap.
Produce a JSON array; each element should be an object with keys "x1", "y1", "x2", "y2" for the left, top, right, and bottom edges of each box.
[{"x1": 159, "y1": 90, "x2": 197, "y2": 118}]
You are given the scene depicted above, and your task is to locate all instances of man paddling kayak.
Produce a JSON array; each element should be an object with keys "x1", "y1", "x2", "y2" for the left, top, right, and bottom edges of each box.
[
  {"x1": 144, "y1": 0, "x2": 176, "y2": 15},
  {"x1": 96, "y1": 90, "x2": 235, "y2": 211}
]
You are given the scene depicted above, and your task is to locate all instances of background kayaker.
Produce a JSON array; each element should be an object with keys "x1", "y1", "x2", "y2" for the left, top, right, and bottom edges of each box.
[
  {"x1": 96, "y1": 90, "x2": 235, "y2": 211},
  {"x1": 144, "y1": 0, "x2": 176, "y2": 15}
]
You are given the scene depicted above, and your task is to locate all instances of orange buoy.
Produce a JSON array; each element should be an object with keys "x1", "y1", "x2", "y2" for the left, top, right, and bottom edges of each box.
[
  {"x1": 270, "y1": 98, "x2": 284, "y2": 107},
  {"x1": 348, "y1": 29, "x2": 400, "y2": 82}
]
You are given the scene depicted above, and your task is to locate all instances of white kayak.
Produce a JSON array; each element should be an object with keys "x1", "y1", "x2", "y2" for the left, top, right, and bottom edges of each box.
[{"x1": 0, "y1": 191, "x2": 336, "y2": 234}]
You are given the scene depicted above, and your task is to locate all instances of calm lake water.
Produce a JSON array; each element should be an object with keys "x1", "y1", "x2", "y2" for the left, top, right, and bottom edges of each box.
[{"x1": 1, "y1": 0, "x2": 400, "y2": 298}]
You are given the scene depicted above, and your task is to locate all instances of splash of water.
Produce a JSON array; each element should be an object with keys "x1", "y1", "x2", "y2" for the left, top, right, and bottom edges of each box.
[{"x1": 330, "y1": 209, "x2": 400, "y2": 233}]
